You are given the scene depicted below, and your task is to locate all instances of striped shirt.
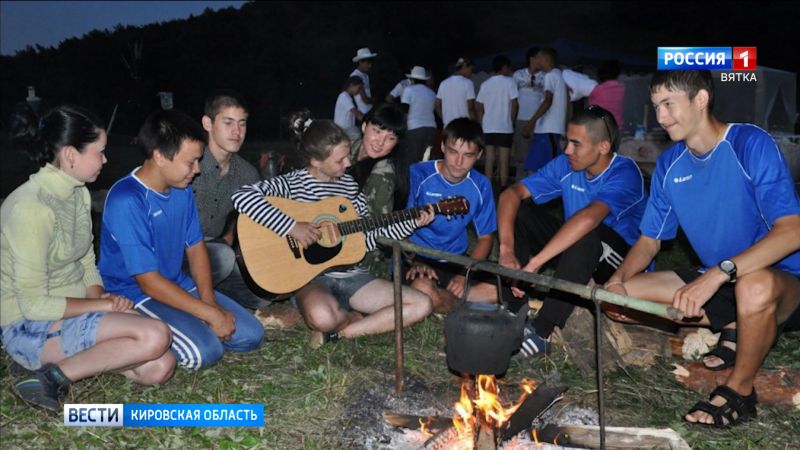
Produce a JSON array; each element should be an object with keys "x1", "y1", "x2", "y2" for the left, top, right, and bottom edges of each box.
[{"x1": 232, "y1": 168, "x2": 417, "y2": 257}]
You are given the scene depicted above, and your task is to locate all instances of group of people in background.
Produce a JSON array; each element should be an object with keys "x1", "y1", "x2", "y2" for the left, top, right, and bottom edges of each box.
[{"x1": 1, "y1": 42, "x2": 798, "y2": 431}]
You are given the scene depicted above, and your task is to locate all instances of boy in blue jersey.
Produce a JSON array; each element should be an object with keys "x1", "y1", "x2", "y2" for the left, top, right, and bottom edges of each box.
[
  {"x1": 404, "y1": 118, "x2": 498, "y2": 313},
  {"x1": 99, "y1": 110, "x2": 264, "y2": 370},
  {"x1": 498, "y1": 106, "x2": 647, "y2": 358},
  {"x1": 605, "y1": 70, "x2": 800, "y2": 428}
]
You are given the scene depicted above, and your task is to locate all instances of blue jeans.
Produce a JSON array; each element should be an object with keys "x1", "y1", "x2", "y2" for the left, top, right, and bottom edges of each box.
[
  {"x1": 135, "y1": 288, "x2": 264, "y2": 369},
  {"x1": 205, "y1": 239, "x2": 271, "y2": 310},
  {"x1": 0, "y1": 312, "x2": 106, "y2": 370}
]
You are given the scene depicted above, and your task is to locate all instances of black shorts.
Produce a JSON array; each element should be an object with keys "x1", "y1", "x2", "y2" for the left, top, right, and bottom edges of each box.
[
  {"x1": 676, "y1": 267, "x2": 800, "y2": 333},
  {"x1": 484, "y1": 133, "x2": 513, "y2": 148},
  {"x1": 404, "y1": 257, "x2": 498, "y2": 294}
]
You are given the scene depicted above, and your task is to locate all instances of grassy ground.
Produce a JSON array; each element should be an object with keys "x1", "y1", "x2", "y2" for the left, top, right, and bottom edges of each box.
[{"x1": 2, "y1": 316, "x2": 798, "y2": 449}]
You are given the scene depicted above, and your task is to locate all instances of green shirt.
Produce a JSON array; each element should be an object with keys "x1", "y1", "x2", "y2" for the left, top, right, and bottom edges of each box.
[
  {"x1": 349, "y1": 138, "x2": 396, "y2": 215},
  {"x1": 1, "y1": 164, "x2": 103, "y2": 326},
  {"x1": 348, "y1": 138, "x2": 397, "y2": 278}
]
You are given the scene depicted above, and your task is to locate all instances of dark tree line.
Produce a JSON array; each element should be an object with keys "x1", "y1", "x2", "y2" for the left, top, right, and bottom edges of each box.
[
  {"x1": 0, "y1": 2, "x2": 480, "y2": 138},
  {"x1": 1, "y1": 2, "x2": 795, "y2": 139}
]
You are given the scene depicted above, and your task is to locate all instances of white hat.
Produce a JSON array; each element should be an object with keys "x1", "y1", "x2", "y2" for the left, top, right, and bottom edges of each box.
[
  {"x1": 405, "y1": 66, "x2": 430, "y2": 81},
  {"x1": 352, "y1": 47, "x2": 378, "y2": 63}
]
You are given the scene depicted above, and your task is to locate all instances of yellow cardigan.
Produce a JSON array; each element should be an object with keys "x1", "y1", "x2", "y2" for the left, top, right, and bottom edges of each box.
[{"x1": 1, "y1": 164, "x2": 103, "y2": 326}]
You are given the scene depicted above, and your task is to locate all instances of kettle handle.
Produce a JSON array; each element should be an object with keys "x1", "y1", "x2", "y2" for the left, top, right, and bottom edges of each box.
[
  {"x1": 461, "y1": 260, "x2": 508, "y2": 309},
  {"x1": 462, "y1": 261, "x2": 530, "y2": 331}
]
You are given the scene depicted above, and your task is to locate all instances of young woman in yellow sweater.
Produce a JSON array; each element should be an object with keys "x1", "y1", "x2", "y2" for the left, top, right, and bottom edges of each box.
[{"x1": 1, "y1": 105, "x2": 176, "y2": 412}]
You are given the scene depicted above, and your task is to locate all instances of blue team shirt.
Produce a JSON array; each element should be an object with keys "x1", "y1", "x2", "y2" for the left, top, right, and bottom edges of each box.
[
  {"x1": 406, "y1": 160, "x2": 497, "y2": 257},
  {"x1": 521, "y1": 154, "x2": 647, "y2": 246},
  {"x1": 98, "y1": 169, "x2": 204, "y2": 303},
  {"x1": 640, "y1": 124, "x2": 800, "y2": 275}
]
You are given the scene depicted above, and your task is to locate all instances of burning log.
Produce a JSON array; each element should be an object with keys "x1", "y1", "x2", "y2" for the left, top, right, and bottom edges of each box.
[
  {"x1": 475, "y1": 420, "x2": 497, "y2": 450},
  {"x1": 500, "y1": 386, "x2": 567, "y2": 442},
  {"x1": 381, "y1": 411, "x2": 452, "y2": 432},
  {"x1": 387, "y1": 382, "x2": 567, "y2": 449}
]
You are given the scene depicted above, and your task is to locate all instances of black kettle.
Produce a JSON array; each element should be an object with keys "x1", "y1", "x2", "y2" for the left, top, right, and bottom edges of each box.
[{"x1": 444, "y1": 269, "x2": 531, "y2": 376}]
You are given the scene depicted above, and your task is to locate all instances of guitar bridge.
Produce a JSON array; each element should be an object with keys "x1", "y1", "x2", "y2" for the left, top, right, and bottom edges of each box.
[{"x1": 286, "y1": 236, "x2": 302, "y2": 259}]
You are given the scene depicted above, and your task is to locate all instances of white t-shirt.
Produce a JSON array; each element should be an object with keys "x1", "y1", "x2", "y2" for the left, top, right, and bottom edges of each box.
[
  {"x1": 334, "y1": 91, "x2": 358, "y2": 130},
  {"x1": 536, "y1": 68, "x2": 567, "y2": 136},
  {"x1": 476, "y1": 74, "x2": 518, "y2": 134},
  {"x1": 350, "y1": 68, "x2": 372, "y2": 114},
  {"x1": 436, "y1": 74, "x2": 476, "y2": 127},
  {"x1": 562, "y1": 69, "x2": 598, "y2": 102},
  {"x1": 401, "y1": 84, "x2": 436, "y2": 130},
  {"x1": 512, "y1": 68, "x2": 545, "y2": 121},
  {"x1": 389, "y1": 79, "x2": 411, "y2": 99}
]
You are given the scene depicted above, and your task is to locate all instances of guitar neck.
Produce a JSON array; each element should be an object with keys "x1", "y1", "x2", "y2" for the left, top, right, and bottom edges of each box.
[{"x1": 337, "y1": 205, "x2": 432, "y2": 236}]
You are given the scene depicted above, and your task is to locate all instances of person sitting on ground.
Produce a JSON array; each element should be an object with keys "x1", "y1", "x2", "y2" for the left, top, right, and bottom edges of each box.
[
  {"x1": 99, "y1": 109, "x2": 264, "y2": 370},
  {"x1": 405, "y1": 118, "x2": 498, "y2": 313},
  {"x1": 604, "y1": 70, "x2": 800, "y2": 428},
  {"x1": 231, "y1": 110, "x2": 434, "y2": 349},
  {"x1": 192, "y1": 89, "x2": 268, "y2": 310},
  {"x1": 347, "y1": 103, "x2": 408, "y2": 278},
  {"x1": 1, "y1": 105, "x2": 176, "y2": 412},
  {"x1": 497, "y1": 105, "x2": 647, "y2": 358},
  {"x1": 334, "y1": 76, "x2": 365, "y2": 141}
]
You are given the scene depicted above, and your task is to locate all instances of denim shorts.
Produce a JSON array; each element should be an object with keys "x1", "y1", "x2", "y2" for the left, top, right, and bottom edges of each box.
[
  {"x1": 310, "y1": 271, "x2": 377, "y2": 310},
  {"x1": 0, "y1": 311, "x2": 106, "y2": 370}
]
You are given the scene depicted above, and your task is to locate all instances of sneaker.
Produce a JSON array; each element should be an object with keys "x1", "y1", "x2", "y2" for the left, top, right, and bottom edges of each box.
[
  {"x1": 308, "y1": 330, "x2": 340, "y2": 349},
  {"x1": 12, "y1": 364, "x2": 69, "y2": 412},
  {"x1": 519, "y1": 324, "x2": 551, "y2": 358}
]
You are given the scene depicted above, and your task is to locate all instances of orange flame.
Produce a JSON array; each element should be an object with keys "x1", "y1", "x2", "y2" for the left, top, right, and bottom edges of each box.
[
  {"x1": 532, "y1": 427, "x2": 539, "y2": 443},
  {"x1": 448, "y1": 375, "x2": 538, "y2": 449},
  {"x1": 419, "y1": 417, "x2": 434, "y2": 437}
]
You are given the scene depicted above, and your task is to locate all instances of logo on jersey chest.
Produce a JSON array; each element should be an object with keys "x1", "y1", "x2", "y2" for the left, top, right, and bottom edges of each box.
[
  {"x1": 673, "y1": 174, "x2": 693, "y2": 184},
  {"x1": 570, "y1": 184, "x2": 585, "y2": 193}
]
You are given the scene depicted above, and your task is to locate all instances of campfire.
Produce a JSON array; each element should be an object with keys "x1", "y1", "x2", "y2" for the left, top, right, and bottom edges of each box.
[
  {"x1": 386, "y1": 375, "x2": 569, "y2": 450},
  {"x1": 427, "y1": 375, "x2": 537, "y2": 449}
]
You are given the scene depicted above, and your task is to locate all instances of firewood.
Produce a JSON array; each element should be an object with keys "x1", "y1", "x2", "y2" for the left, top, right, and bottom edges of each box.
[
  {"x1": 672, "y1": 362, "x2": 800, "y2": 407},
  {"x1": 558, "y1": 425, "x2": 690, "y2": 449},
  {"x1": 500, "y1": 385, "x2": 568, "y2": 442},
  {"x1": 381, "y1": 411, "x2": 451, "y2": 432},
  {"x1": 475, "y1": 420, "x2": 496, "y2": 450}
]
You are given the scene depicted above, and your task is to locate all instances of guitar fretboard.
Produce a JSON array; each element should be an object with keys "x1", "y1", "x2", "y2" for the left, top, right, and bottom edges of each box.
[{"x1": 337, "y1": 205, "x2": 436, "y2": 235}]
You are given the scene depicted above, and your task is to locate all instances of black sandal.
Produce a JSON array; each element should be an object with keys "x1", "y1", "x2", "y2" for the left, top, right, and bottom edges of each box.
[
  {"x1": 702, "y1": 328, "x2": 736, "y2": 371},
  {"x1": 684, "y1": 385, "x2": 757, "y2": 428}
]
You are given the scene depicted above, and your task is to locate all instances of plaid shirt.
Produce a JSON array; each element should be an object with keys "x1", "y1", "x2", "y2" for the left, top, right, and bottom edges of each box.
[{"x1": 192, "y1": 147, "x2": 260, "y2": 238}]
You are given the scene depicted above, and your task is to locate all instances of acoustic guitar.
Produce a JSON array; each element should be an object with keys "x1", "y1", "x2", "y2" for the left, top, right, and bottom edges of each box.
[{"x1": 235, "y1": 195, "x2": 469, "y2": 294}]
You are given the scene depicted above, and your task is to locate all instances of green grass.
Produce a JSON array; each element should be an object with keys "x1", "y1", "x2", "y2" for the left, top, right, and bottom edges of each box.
[{"x1": 2, "y1": 314, "x2": 799, "y2": 449}]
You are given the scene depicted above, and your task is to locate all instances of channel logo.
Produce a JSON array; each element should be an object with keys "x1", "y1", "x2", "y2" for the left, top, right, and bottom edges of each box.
[
  {"x1": 658, "y1": 47, "x2": 757, "y2": 71},
  {"x1": 64, "y1": 403, "x2": 265, "y2": 427}
]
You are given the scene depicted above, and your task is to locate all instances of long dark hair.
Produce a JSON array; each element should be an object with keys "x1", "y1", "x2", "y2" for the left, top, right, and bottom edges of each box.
[{"x1": 11, "y1": 103, "x2": 105, "y2": 167}]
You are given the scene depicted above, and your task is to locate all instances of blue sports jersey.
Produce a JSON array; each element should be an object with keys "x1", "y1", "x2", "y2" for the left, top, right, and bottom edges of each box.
[
  {"x1": 98, "y1": 169, "x2": 204, "y2": 302},
  {"x1": 406, "y1": 160, "x2": 497, "y2": 257},
  {"x1": 521, "y1": 154, "x2": 647, "y2": 246},
  {"x1": 640, "y1": 124, "x2": 800, "y2": 275}
]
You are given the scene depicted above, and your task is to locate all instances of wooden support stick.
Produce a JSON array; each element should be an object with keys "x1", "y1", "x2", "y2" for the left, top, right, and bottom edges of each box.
[{"x1": 377, "y1": 237, "x2": 682, "y2": 321}]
